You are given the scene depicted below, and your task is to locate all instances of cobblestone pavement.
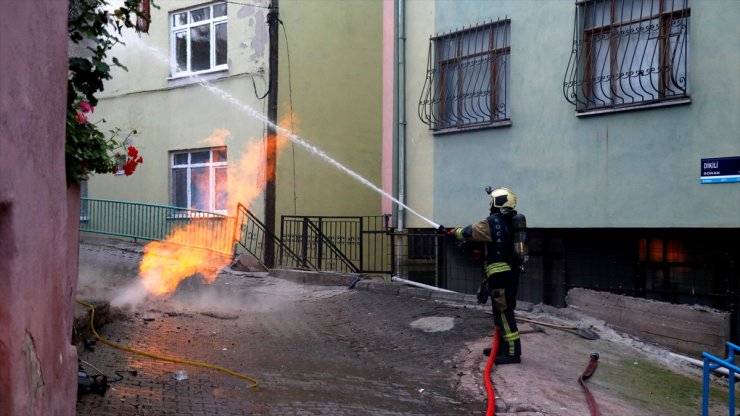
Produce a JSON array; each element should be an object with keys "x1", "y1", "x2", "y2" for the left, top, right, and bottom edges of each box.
[
  {"x1": 76, "y1": 239, "x2": 734, "y2": 416},
  {"x1": 76, "y1": 261, "x2": 494, "y2": 415}
]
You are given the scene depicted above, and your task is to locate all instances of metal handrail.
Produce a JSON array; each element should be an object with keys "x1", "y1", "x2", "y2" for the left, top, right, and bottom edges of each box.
[
  {"x1": 701, "y1": 342, "x2": 739, "y2": 416},
  {"x1": 233, "y1": 202, "x2": 314, "y2": 270},
  {"x1": 80, "y1": 197, "x2": 235, "y2": 256}
]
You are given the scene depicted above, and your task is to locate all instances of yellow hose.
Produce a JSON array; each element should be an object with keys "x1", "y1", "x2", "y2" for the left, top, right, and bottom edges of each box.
[{"x1": 75, "y1": 299, "x2": 259, "y2": 389}]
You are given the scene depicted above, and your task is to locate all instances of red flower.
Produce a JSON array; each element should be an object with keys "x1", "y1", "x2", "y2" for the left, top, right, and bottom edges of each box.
[
  {"x1": 75, "y1": 111, "x2": 88, "y2": 124},
  {"x1": 80, "y1": 102, "x2": 94, "y2": 113},
  {"x1": 121, "y1": 147, "x2": 144, "y2": 176},
  {"x1": 123, "y1": 159, "x2": 137, "y2": 176}
]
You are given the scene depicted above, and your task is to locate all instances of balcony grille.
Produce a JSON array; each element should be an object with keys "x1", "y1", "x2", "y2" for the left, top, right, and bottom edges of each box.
[
  {"x1": 563, "y1": 0, "x2": 690, "y2": 112},
  {"x1": 418, "y1": 19, "x2": 510, "y2": 131}
]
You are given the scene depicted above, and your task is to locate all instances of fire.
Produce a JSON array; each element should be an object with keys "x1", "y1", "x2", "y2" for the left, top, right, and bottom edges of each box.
[
  {"x1": 138, "y1": 117, "x2": 295, "y2": 296},
  {"x1": 139, "y1": 237, "x2": 225, "y2": 297}
]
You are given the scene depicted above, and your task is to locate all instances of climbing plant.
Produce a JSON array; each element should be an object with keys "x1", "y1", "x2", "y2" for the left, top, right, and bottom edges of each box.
[{"x1": 66, "y1": 0, "x2": 153, "y2": 183}]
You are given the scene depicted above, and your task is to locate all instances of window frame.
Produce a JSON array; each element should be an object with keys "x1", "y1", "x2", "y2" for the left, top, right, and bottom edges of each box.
[
  {"x1": 170, "y1": 147, "x2": 228, "y2": 214},
  {"x1": 567, "y1": 0, "x2": 690, "y2": 115},
  {"x1": 169, "y1": 2, "x2": 228, "y2": 78},
  {"x1": 419, "y1": 19, "x2": 512, "y2": 133}
]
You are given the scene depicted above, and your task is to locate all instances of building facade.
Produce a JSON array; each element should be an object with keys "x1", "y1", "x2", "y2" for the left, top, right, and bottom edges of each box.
[
  {"x1": 276, "y1": 0, "x2": 384, "y2": 218},
  {"x1": 89, "y1": 0, "x2": 384, "y2": 225},
  {"x1": 384, "y1": 0, "x2": 740, "y2": 335},
  {"x1": 1, "y1": 1, "x2": 79, "y2": 414}
]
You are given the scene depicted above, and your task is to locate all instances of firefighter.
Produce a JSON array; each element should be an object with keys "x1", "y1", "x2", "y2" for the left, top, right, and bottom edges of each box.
[{"x1": 440, "y1": 187, "x2": 528, "y2": 365}]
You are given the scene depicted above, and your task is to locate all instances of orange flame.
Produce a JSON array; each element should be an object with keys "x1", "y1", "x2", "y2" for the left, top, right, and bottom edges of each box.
[
  {"x1": 139, "y1": 240, "x2": 224, "y2": 296},
  {"x1": 139, "y1": 117, "x2": 295, "y2": 296}
]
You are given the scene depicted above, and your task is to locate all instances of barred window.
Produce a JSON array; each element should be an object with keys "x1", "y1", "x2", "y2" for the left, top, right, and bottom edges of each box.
[
  {"x1": 564, "y1": 0, "x2": 690, "y2": 113},
  {"x1": 419, "y1": 19, "x2": 510, "y2": 132}
]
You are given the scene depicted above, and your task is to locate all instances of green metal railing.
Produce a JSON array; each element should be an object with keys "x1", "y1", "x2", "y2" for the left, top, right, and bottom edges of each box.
[{"x1": 80, "y1": 198, "x2": 235, "y2": 256}]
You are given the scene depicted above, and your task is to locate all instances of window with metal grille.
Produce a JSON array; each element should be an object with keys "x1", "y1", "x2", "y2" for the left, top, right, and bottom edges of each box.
[
  {"x1": 170, "y1": 2, "x2": 228, "y2": 77},
  {"x1": 419, "y1": 19, "x2": 511, "y2": 132},
  {"x1": 563, "y1": 0, "x2": 690, "y2": 113}
]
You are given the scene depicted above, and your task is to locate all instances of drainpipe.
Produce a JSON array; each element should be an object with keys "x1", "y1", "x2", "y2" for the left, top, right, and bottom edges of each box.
[
  {"x1": 394, "y1": 0, "x2": 407, "y2": 278},
  {"x1": 397, "y1": 0, "x2": 406, "y2": 232}
]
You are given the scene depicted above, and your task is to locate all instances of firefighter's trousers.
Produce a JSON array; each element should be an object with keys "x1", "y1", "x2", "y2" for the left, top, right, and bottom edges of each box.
[{"x1": 487, "y1": 266, "x2": 521, "y2": 357}]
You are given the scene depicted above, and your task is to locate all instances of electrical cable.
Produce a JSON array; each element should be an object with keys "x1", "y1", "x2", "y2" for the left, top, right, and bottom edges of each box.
[
  {"x1": 250, "y1": 74, "x2": 269, "y2": 100},
  {"x1": 75, "y1": 299, "x2": 259, "y2": 389},
  {"x1": 483, "y1": 327, "x2": 500, "y2": 416},
  {"x1": 279, "y1": 18, "x2": 298, "y2": 215}
]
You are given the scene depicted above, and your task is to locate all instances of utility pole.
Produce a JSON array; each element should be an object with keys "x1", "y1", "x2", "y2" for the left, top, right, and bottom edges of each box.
[{"x1": 264, "y1": 0, "x2": 279, "y2": 268}]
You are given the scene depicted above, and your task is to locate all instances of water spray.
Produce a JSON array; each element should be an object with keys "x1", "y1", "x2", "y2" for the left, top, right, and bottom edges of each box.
[{"x1": 131, "y1": 39, "x2": 440, "y2": 230}]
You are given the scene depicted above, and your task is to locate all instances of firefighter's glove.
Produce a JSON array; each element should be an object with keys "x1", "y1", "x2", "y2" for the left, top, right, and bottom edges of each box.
[
  {"x1": 476, "y1": 280, "x2": 490, "y2": 305},
  {"x1": 437, "y1": 225, "x2": 458, "y2": 241}
]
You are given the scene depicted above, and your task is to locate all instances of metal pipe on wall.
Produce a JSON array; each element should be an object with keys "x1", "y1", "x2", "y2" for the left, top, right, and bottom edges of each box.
[{"x1": 397, "y1": 0, "x2": 406, "y2": 232}]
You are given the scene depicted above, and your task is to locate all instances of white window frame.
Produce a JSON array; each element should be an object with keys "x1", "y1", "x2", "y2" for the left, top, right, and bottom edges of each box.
[
  {"x1": 170, "y1": 148, "x2": 228, "y2": 214},
  {"x1": 170, "y1": 2, "x2": 228, "y2": 77}
]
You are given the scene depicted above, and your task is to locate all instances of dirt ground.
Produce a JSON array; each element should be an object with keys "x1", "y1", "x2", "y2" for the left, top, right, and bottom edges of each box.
[{"x1": 76, "y1": 238, "x2": 736, "y2": 415}]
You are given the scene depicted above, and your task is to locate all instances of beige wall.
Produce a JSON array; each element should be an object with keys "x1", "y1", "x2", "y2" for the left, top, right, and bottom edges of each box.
[
  {"x1": 0, "y1": 1, "x2": 79, "y2": 414},
  {"x1": 400, "y1": 0, "x2": 436, "y2": 228},
  {"x1": 276, "y1": 0, "x2": 384, "y2": 218},
  {"x1": 90, "y1": 0, "x2": 270, "y2": 216},
  {"x1": 91, "y1": 0, "x2": 385, "y2": 222}
]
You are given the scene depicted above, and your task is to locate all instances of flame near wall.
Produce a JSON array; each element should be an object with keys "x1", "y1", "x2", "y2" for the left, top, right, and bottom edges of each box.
[{"x1": 136, "y1": 118, "x2": 293, "y2": 299}]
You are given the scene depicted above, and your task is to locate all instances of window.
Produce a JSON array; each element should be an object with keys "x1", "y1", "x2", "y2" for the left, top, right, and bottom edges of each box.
[
  {"x1": 419, "y1": 19, "x2": 511, "y2": 132},
  {"x1": 564, "y1": 0, "x2": 690, "y2": 113},
  {"x1": 171, "y1": 148, "x2": 228, "y2": 213},
  {"x1": 170, "y1": 2, "x2": 227, "y2": 76}
]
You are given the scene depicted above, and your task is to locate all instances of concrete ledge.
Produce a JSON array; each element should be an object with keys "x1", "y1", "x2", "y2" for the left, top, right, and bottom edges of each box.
[
  {"x1": 461, "y1": 294, "x2": 480, "y2": 305},
  {"x1": 353, "y1": 279, "x2": 483, "y2": 307},
  {"x1": 399, "y1": 286, "x2": 433, "y2": 300},
  {"x1": 431, "y1": 291, "x2": 466, "y2": 303},
  {"x1": 357, "y1": 280, "x2": 401, "y2": 296},
  {"x1": 269, "y1": 269, "x2": 359, "y2": 286},
  {"x1": 566, "y1": 288, "x2": 731, "y2": 357}
]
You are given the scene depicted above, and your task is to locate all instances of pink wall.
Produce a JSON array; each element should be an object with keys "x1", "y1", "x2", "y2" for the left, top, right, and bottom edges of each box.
[
  {"x1": 0, "y1": 1, "x2": 79, "y2": 415},
  {"x1": 381, "y1": 0, "x2": 395, "y2": 216}
]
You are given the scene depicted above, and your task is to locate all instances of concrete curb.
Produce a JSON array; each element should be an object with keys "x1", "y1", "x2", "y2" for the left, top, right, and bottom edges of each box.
[
  {"x1": 351, "y1": 278, "x2": 481, "y2": 307},
  {"x1": 268, "y1": 269, "x2": 359, "y2": 286},
  {"x1": 268, "y1": 270, "x2": 483, "y2": 308}
]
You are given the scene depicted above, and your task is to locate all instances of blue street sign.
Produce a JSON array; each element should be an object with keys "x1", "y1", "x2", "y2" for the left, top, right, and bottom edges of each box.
[{"x1": 700, "y1": 156, "x2": 740, "y2": 184}]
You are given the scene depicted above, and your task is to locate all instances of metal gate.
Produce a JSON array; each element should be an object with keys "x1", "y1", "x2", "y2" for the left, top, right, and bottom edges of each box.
[{"x1": 280, "y1": 215, "x2": 392, "y2": 274}]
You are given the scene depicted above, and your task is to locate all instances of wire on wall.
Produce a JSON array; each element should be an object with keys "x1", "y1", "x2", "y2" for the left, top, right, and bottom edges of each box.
[{"x1": 280, "y1": 18, "x2": 297, "y2": 215}]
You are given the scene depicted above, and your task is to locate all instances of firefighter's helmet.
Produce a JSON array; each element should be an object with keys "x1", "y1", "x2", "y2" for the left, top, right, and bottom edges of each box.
[{"x1": 488, "y1": 187, "x2": 517, "y2": 212}]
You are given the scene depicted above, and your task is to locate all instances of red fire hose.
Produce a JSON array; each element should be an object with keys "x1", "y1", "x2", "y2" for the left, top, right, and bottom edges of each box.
[
  {"x1": 578, "y1": 352, "x2": 601, "y2": 416},
  {"x1": 483, "y1": 327, "x2": 500, "y2": 416}
]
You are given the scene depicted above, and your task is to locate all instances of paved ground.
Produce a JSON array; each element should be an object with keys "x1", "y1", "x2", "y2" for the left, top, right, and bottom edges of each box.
[{"x1": 75, "y1": 237, "x2": 736, "y2": 415}]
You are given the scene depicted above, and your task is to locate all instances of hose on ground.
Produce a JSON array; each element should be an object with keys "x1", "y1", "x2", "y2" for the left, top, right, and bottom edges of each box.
[
  {"x1": 484, "y1": 327, "x2": 500, "y2": 416},
  {"x1": 579, "y1": 352, "x2": 600, "y2": 416},
  {"x1": 76, "y1": 299, "x2": 259, "y2": 389}
]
